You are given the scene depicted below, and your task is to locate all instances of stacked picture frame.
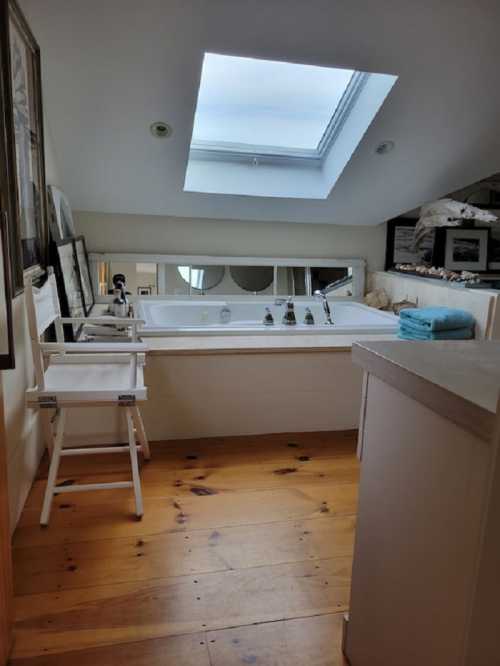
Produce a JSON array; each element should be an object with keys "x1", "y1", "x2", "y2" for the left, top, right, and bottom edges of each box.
[{"x1": 48, "y1": 186, "x2": 94, "y2": 340}]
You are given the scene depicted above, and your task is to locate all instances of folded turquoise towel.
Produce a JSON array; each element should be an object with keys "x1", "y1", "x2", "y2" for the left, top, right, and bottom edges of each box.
[
  {"x1": 399, "y1": 307, "x2": 475, "y2": 331},
  {"x1": 398, "y1": 324, "x2": 474, "y2": 341}
]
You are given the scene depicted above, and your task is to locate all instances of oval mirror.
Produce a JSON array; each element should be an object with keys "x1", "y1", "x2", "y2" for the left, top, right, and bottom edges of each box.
[
  {"x1": 178, "y1": 265, "x2": 225, "y2": 291},
  {"x1": 230, "y1": 266, "x2": 274, "y2": 292}
]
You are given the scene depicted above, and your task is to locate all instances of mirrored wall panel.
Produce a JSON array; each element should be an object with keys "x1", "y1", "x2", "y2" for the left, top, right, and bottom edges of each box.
[
  {"x1": 311, "y1": 266, "x2": 353, "y2": 296},
  {"x1": 229, "y1": 266, "x2": 274, "y2": 293},
  {"x1": 100, "y1": 261, "x2": 159, "y2": 296},
  {"x1": 276, "y1": 267, "x2": 307, "y2": 296},
  {"x1": 91, "y1": 256, "x2": 363, "y2": 299},
  {"x1": 178, "y1": 265, "x2": 225, "y2": 292}
]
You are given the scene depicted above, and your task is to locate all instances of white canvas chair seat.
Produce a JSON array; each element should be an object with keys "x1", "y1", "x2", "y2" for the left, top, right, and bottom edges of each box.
[
  {"x1": 25, "y1": 270, "x2": 151, "y2": 526},
  {"x1": 27, "y1": 357, "x2": 146, "y2": 405}
]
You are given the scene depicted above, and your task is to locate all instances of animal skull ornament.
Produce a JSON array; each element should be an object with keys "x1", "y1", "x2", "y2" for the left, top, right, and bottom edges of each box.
[{"x1": 413, "y1": 198, "x2": 498, "y2": 249}]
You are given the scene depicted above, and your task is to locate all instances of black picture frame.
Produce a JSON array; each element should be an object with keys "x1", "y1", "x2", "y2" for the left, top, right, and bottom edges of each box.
[
  {"x1": 73, "y1": 236, "x2": 94, "y2": 316},
  {"x1": 54, "y1": 237, "x2": 85, "y2": 339},
  {"x1": 444, "y1": 227, "x2": 490, "y2": 272},
  {"x1": 0, "y1": 213, "x2": 15, "y2": 369},
  {"x1": 2, "y1": 0, "x2": 48, "y2": 293},
  {"x1": 0, "y1": 1, "x2": 16, "y2": 368},
  {"x1": 385, "y1": 218, "x2": 437, "y2": 270}
]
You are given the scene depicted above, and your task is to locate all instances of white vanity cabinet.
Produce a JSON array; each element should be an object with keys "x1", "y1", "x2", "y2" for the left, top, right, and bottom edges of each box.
[{"x1": 343, "y1": 341, "x2": 500, "y2": 666}]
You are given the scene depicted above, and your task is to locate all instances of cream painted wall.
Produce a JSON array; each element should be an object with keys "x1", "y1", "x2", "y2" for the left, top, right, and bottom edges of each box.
[
  {"x1": 74, "y1": 211, "x2": 387, "y2": 271},
  {"x1": 3, "y1": 113, "x2": 61, "y2": 531}
]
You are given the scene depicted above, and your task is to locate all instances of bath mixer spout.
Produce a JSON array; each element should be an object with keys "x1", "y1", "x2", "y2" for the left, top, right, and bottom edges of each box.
[{"x1": 314, "y1": 290, "x2": 334, "y2": 325}]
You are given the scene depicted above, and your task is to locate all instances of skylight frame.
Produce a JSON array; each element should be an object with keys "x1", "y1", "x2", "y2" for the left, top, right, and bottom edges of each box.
[{"x1": 189, "y1": 69, "x2": 369, "y2": 167}]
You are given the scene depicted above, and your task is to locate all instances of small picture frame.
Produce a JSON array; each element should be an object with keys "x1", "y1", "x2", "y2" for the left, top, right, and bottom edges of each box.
[
  {"x1": 137, "y1": 286, "x2": 152, "y2": 295},
  {"x1": 444, "y1": 228, "x2": 489, "y2": 272}
]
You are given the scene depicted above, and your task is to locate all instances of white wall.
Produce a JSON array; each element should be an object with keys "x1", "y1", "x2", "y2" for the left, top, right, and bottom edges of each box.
[
  {"x1": 3, "y1": 113, "x2": 61, "y2": 531},
  {"x1": 74, "y1": 211, "x2": 387, "y2": 271}
]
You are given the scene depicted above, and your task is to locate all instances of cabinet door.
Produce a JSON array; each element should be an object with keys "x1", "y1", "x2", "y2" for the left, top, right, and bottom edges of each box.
[{"x1": 345, "y1": 375, "x2": 489, "y2": 666}]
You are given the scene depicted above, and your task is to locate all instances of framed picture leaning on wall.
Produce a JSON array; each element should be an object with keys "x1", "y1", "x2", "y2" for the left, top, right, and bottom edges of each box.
[
  {"x1": 74, "y1": 236, "x2": 94, "y2": 316},
  {"x1": 1, "y1": 0, "x2": 48, "y2": 292},
  {"x1": 47, "y1": 186, "x2": 75, "y2": 243},
  {"x1": 444, "y1": 228, "x2": 489, "y2": 272}
]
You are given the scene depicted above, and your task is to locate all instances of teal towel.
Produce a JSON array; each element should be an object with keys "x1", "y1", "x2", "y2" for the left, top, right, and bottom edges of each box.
[
  {"x1": 398, "y1": 324, "x2": 474, "y2": 341},
  {"x1": 399, "y1": 307, "x2": 475, "y2": 332}
]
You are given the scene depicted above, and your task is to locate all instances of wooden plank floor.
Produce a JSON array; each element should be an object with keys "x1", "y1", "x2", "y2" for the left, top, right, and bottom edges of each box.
[{"x1": 10, "y1": 430, "x2": 358, "y2": 665}]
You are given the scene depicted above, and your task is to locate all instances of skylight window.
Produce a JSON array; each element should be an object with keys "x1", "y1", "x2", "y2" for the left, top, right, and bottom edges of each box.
[
  {"x1": 191, "y1": 53, "x2": 356, "y2": 154},
  {"x1": 185, "y1": 53, "x2": 398, "y2": 198}
]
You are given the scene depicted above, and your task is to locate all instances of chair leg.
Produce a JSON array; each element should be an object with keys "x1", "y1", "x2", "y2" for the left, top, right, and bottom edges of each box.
[
  {"x1": 126, "y1": 407, "x2": 144, "y2": 518},
  {"x1": 40, "y1": 411, "x2": 54, "y2": 458},
  {"x1": 40, "y1": 408, "x2": 66, "y2": 526},
  {"x1": 132, "y1": 406, "x2": 151, "y2": 460}
]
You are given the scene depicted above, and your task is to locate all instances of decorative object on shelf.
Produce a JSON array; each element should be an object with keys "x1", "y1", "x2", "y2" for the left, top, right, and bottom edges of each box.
[
  {"x1": 364, "y1": 288, "x2": 390, "y2": 310},
  {"x1": 137, "y1": 286, "x2": 152, "y2": 295},
  {"x1": 444, "y1": 228, "x2": 489, "y2": 272},
  {"x1": 385, "y1": 218, "x2": 436, "y2": 270},
  {"x1": 394, "y1": 262, "x2": 481, "y2": 283},
  {"x1": 414, "y1": 198, "x2": 497, "y2": 249},
  {"x1": 4, "y1": 0, "x2": 48, "y2": 289},
  {"x1": 47, "y1": 186, "x2": 75, "y2": 242},
  {"x1": 392, "y1": 299, "x2": 417, "y2": 315}
]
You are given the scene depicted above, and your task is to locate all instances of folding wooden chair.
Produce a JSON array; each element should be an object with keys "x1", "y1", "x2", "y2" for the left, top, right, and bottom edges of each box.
[{"x1": 25, "y1": 270, "x2": 151, "y2": 526}]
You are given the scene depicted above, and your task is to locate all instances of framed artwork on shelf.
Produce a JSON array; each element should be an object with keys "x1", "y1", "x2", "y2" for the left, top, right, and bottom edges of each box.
[
  {"x1": 2, "y1": 0, "x2": 48, "y2": 292},
  {"x1": 74, "y1": 236, "x2": 94, "y2": 315},
  {"x1": 47, "y1": 186, "x2": 75, "y2": 243},
  {"x1": 385, "y1": 218, "x2": 436, "y2": 270},
  {"x1": 444, "y1": 228, "x2": 489, "y2": 272},
  {"x1": 55, "y1": 238, "x2": 85, "y2": 338},
  {"x1": 488, "y1": 228, "x2": 500, "y2": 270}
]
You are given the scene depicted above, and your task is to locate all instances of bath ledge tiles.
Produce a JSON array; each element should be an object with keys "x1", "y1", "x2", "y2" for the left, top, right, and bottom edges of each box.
[{"x1": 143, "y1": 333, "x2": 397, "y2": 356}]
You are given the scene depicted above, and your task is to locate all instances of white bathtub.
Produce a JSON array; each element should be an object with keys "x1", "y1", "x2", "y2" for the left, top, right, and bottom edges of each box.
[{"x1": 137, "y1": 298, "x2": 399, "y2": 335}]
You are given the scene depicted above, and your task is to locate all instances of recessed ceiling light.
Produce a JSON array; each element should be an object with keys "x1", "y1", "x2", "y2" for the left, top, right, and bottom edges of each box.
[
  {"x1": 150, "y1": 121, "x2": 172, "y2": 139},
  {"x1": 375, "y1": 140, "x2": 395, "y2": 155}
]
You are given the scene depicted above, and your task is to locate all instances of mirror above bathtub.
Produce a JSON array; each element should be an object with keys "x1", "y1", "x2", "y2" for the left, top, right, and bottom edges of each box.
[
  {"x1": 89, "y1": 254, "x2": 365, "y2": 300},
  {"x1": 229, "y1": 266, "x2": 274, "y2": 293},
  {"x1": 100, "y1": 261, "x2": 159, "y2": 296},
  {"x1": 178, "y1": 265, "x2": 225, "y2": 292},
  {"x1": 311, "y1": 266, "x2": 353, "y2": 297}
]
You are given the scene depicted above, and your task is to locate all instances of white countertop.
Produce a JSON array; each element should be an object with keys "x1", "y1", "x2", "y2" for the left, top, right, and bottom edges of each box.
[{"x1": 353, "y1": 340, "x2": 500, "y2": 441}]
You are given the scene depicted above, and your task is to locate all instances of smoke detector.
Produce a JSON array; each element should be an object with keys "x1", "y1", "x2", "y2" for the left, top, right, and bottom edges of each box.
[
  {"x1": 150, "y1": 121, "x2": 172, "y2": 139},
  {"x1": 375, "y1": 140, "x2": 395, "y2": 155}
]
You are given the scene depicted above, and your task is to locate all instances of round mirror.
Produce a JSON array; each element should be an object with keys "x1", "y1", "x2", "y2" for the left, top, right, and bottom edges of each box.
[
  {"x1": 178, "y1": 265, "x2": 225, "y2": 291},
  {"x1": 230, "y1": 266, "x2": 274, "y2": 292}
]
